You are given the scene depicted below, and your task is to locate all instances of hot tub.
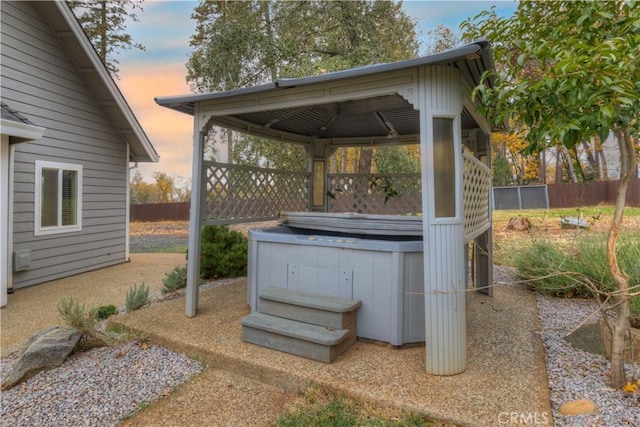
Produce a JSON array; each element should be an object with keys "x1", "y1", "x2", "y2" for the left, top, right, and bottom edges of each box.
[{"x1": 247, "y1": 213, "x2": 425, "y2": 346}]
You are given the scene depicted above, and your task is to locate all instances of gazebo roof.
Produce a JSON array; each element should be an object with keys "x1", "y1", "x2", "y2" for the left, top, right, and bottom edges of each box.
[{"x1": 155, "y1": 40, "x2": 495, "y2": 141}]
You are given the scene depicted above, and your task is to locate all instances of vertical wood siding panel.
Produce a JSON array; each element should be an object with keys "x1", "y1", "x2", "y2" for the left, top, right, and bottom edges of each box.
[
  {"x1": 351, "y1": 250, "x2": 374, "y2": 338},
  {"x1": 420, "y1": 64, "x2": 466, "y2": 375},
  {"x1": 371, "y1": 252, "x2": 392, "y2": 341},
  {"x1": 404, "y1": 252, "x2": 425, "y2": 343}
]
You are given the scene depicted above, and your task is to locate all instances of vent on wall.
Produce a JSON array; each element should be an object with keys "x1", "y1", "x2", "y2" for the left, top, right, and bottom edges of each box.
[{"x1": 13, "y1": 249, "x2": 31, "y2": 271}]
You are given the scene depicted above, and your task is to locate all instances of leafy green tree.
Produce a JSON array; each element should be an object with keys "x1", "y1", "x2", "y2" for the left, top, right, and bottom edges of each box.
[
  {"x1": 373, "y1": 146, "x2": 420, "y2": 174},
  {"x1": 153, "y1": 171, "x2": 176, "y2": 203},
  {"x1": 187, "y1": 1, "x2": 417, "y2": 90},
  {"x1": 130, "y1": 171, "x2": 191, "y2": 203},
  {"x1": 187, "y1": 0, "x2": 418, "y2": 171},
  {"x1": 69, "y1": 0, "x2": 145, "y2": 77},
  {"x1": 491, "y1": 155, "x2": 511, "y2": 187},
  {"x1": 130, "y1": 170, "x2": 154, "y2": 203},
  {"x1": 462, "y1": 1, "x2": 640, "y2": 388}
]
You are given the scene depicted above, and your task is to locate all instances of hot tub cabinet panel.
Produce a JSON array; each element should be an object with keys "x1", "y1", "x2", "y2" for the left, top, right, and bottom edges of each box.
[{"x1": 248, "y1": 227, "x2": 425, "y2": 346}]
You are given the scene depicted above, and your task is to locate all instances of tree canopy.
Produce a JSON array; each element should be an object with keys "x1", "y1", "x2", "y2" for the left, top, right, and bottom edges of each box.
[
  {"x1": 187, "y1": 0, "x2": 418, "y2": 92},
  {"x1": 462, "y1": 0, "x2": 640, "y2": 389},
  {"x1": 462, "y1": 1, "x2": 639, "y2": 153},
  {"x1": 69, "y1": 0, "x2": 145, "y2": 77}
]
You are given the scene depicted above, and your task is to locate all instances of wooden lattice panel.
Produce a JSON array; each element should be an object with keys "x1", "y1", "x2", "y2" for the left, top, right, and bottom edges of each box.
[
  {"x1": 327, "y1": 174, "x2": 422, "y2": 215},
  {"x1": 463, "y1": 152, "x2": 492, "y2": 242},
  {"x1": 203, "y1": 161, "x2": 309, "y2": 224}
]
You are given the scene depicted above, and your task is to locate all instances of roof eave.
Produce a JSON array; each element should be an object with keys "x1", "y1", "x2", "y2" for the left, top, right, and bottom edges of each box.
[
  {"x1": 44, "y1": 1, "x2": 159, "y2": 163},
  {"x1": 0, "y1": 119, "x2": 46, "y2": 143},
  {"x1": 155, "y1": 40, "x2": 494, "y2": 118}
]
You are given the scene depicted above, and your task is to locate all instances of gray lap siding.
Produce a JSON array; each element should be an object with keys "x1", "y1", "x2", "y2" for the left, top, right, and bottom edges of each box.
[{"x1": 2, "y1": 2, "x2": 129, "y2": 288}]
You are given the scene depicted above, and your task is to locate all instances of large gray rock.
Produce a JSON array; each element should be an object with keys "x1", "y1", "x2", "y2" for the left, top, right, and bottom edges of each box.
[{"x1": 1, "y1": 326, "x2": 82, "y2": 390}]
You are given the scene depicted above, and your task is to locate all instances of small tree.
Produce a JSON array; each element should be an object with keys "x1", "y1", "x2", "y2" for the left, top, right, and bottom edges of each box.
[
  {"x1": 130, "y1": 170, "x2": 154, "y2": 203},
  {"x1": 462, "y1": 1, "x2": 639, "y2": 388}
]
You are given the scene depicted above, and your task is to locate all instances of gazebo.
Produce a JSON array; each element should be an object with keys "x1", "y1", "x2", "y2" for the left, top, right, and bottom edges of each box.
[{"x1": 155, "y1": 40, "x2": 495, "y2": 375}]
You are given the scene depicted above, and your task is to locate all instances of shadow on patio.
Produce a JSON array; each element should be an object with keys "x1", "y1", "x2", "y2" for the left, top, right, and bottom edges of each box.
[{"x1": 111, "y1": 278, "x2": 551, "y2": 426}]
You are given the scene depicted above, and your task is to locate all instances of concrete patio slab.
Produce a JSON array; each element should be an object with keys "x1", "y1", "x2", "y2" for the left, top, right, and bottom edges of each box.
[
  {"x1": 111, "y1": 279, "x2": 552, "y2": 426},
  {"x1": 1, "y1": 253, "x2": 186, "y2": 357}
]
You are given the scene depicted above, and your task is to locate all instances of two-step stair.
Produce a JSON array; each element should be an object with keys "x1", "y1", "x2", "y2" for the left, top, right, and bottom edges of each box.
[{"x1": 241, "y1": 287, "x2": 361, "y2": 363}]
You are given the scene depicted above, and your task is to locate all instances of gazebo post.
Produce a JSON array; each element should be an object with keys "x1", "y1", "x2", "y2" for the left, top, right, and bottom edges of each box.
[
  {"x1": 185, "y1": 111, "x2": 206, "y2": 317},
  {"x1": 419, "y1": 65, "x2": 466, "y2": 375}
]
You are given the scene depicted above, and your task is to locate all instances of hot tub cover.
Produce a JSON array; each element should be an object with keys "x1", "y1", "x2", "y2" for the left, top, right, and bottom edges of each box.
[{"x1": 279, "y1": 212, "x2": 423, "y2": 236}]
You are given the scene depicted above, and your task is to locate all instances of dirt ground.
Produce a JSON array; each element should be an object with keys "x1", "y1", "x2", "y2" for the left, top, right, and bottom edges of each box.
[
  {"x1": 129, "y1": 220, "x2": 278, "y2": 238},
  {"x1": 129, "y1": 220, "x2": 278, "y2": 253},
  {"x1": 130, "y1": 212, "x2": 639, "y2": 240},
  {"x1": 129, "y1": 211, "x2": 639, "y2": 257}
]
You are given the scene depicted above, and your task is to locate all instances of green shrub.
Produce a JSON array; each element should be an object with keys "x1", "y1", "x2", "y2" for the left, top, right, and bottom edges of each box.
[
  {"x1": 511, "y1": 232, "x2": 640, "y2": 324},
  {"x1": 57, "y1": 295, "x2": 96, "y2": 335},
  {"x1": 162, "y1": 265, "x2": 188, "y2": 293},
  {"x1": 125, "y1": 283, "x2": 149, "y2": 313},
  {"x1": 199, "y1": 225, "x2": 248, "y2": 280},
  {"x1": 94, "y1": 304, "x2": 117, "y2": 320}
]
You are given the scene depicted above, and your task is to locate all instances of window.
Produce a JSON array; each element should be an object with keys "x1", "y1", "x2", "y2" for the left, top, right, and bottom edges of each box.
[
  {"x1": 35, "y1": 161, "x2": 82, "y2": 235},
  {"x1": 433, "y1": 118, "x2": 456, "y2": 218}
]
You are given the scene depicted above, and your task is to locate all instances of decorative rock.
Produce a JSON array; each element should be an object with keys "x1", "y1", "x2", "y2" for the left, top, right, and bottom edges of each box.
[
  {"x1": 564, "y1": 322, "x2": 606, "y2": 357},
  {"x1": 1, "y1": 326, "x2": 82, "y2": 390},
  {"x1": 558, "y1": 399, "x2": 598, "y2": 416},
  {"x1": 560, "y1": 216, "x2": 588, "y2": 229}
]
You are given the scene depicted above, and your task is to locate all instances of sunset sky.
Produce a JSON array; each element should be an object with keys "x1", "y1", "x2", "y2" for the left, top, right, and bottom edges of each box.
[{"x1": 115, "y1": 0, "x2": 517, "y2": 182}]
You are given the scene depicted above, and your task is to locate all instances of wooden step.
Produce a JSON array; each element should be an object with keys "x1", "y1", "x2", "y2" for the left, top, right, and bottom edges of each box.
[
  {"x1": 259, "y1": 287, "x2": 360, "y2": 329},
  {"x1": 241, "y1": 312, "x2": 356, "y2": 363},
  {"x1": 260, "y1": 287, "x2": 362, "y2": 313}
]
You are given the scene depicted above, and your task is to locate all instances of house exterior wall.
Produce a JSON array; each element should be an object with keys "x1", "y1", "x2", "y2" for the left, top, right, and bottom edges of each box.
[
  {"x1": 1, "y1": 135, "x2": 9, "y2": 305},
  {"x1": 1, "y1": 2, "x2": 129, "y2": 288}
]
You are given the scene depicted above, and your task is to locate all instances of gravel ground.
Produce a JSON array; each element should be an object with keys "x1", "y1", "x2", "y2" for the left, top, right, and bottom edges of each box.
[
  {"x1": 2, "y1": 261, "x2": 638, "y2": 425},
  {"x1": 129, "y1": 235, "x2": 189, "y2": 253},
  {"x1": 537, "y1": 294, "x2": 640, "y2": 426},
  {"x1": 0, "y1": 341, "x2": 203, "y2": 426}
]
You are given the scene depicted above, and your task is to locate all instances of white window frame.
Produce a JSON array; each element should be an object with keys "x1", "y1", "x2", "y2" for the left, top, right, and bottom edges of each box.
[{"x1": 34, "y1": 160, "x2": 82, "y2": 236}]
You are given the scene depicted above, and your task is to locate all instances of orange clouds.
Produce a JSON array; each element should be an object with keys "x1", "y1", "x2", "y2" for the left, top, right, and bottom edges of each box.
[{"x1": 117, "y1": 61, "x2": 194, "y2": 182}]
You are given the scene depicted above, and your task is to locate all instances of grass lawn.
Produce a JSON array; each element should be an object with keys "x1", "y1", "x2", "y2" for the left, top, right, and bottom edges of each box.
[
  {"x1": 273, "y1": 385, "x2": 438, "y2": 427},
  {"x1": 491, "y1": 206, "x2": 640, "y2": 265}
]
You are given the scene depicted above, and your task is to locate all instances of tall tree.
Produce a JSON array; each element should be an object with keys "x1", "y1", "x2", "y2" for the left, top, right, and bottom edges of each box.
[
  {"x1": 188, "y1": 0, "x2": 418, "y2": 91},
  {"x1": 153, "y1": 172, "x2": 176, "y2": 203},
  {"x1": 186, "y1": 0, "x2": 418, "y2": 171},
  {"x1": 462, "y1": 1, "x2": 640, "y2": 388},
  {"x1": 69, "y1": 0, "x2": 145, "y2": 77}
]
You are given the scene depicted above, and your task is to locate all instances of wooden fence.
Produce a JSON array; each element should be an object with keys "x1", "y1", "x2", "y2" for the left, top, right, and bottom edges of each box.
[
  {"x1": 130, "y1": 202, "x2": 190, "y2": 222},
  {"x1": 547, "y1": 177, "x2": 640, "y2": 208}
]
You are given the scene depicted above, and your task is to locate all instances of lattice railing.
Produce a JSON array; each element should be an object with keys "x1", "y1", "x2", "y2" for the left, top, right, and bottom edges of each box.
[
  {"x1": 463, "y1": 152, "x2": 492, "y2": 242},
  {"x1": 200, "y1": 155, "x2": 490, "y2": 232},
  {"x1": 203, "y1": 161, "x2": 309, "y2": 224},
  {"x1": 327, "y1": 173, "x2": 422, "y2": 215}
]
